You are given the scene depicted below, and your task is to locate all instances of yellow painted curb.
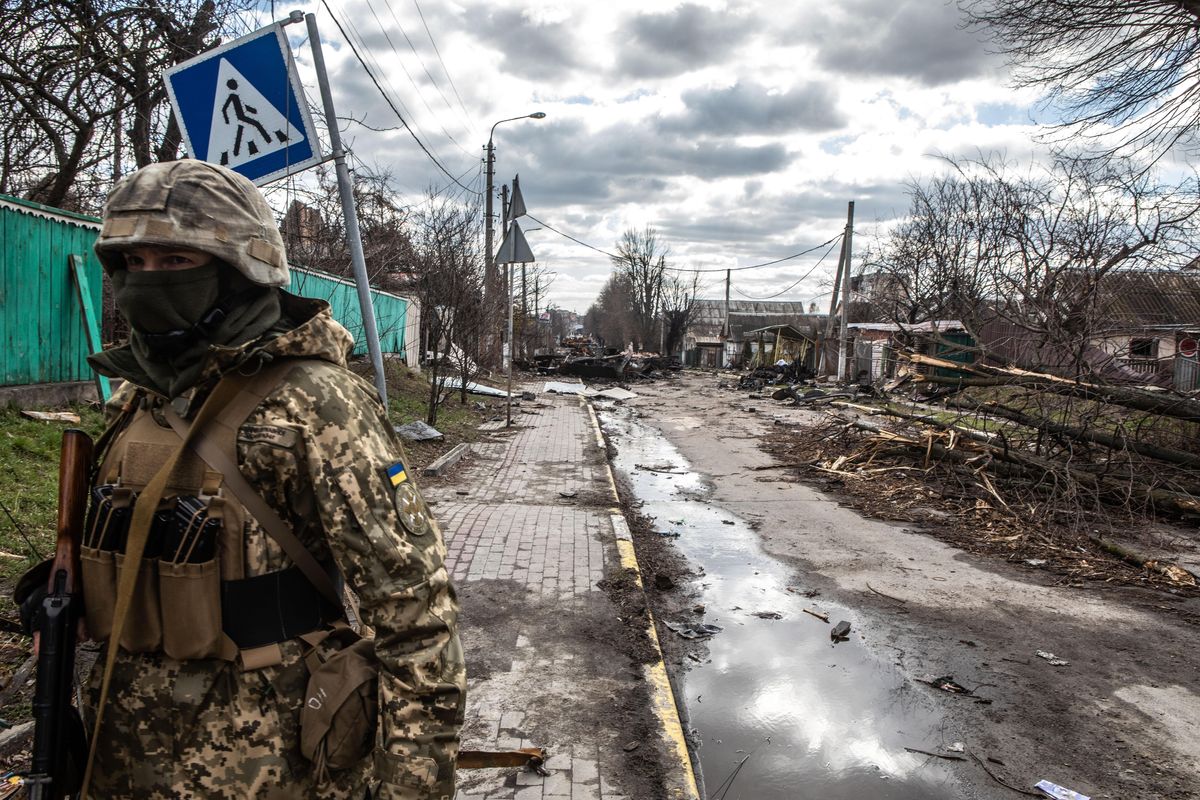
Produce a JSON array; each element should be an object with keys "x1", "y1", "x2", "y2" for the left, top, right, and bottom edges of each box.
[{"x1": 585, "y1": 397, "x2": 701, "y2": 800}]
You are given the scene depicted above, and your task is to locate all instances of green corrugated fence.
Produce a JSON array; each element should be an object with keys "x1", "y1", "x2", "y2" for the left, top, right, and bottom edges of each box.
[
  {"x1": 0, "y1": 196, "x2": 104, "y2": 386},
  {"x1": 0, "y1": 192, "x2": 411, "y2": 388}
]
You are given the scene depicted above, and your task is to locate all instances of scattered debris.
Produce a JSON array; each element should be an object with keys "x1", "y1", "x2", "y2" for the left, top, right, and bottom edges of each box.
[
  {"x1": 1025, "y1": 559, "x2": 1047, "y2": 566},
  {"x1": 521, "y1": 391, "x2": 537, "y2": 401},
  {"x1": 621, "y1": 741, "x2": 640, "y2": 752},
  {"x1": 558, "y1": 490, "x2": 578, "y2": 499},
  {"x1": 916, "y1": 675, "x2": 972, "y2": 695},
  {"x1": 751, "y1": 611, "x2": 782, "y2": 620},
  {"x1": 865, "y1": 582, "x2": 907, "y2": 603},
  {"x1": 543, "y1": 381, "x2": 586, "y2": 395},
  {"x1": 721, "y1": 520, "x2": 736, "y2": 525},
  {"x1": 422, "y1": 443, "x2": 471, "y2": 477},
  {"x1": 441, "y1": 377, "x2": 509, "y2": 398},
  {"x1": 830, "y1": 620, "x2": 852, "y2": 641},
  {"x1": 691, "y1": 604, "x2": 705, "y2": 614},
  {"x1": 654, "y1": 573, "x2": 676, "y2": 591},
  {"x1": 903, "y1": 746, "x2": 966, "y2": 762},
  {"x1": 947, "y1": 742, "x2": 965, "y2": 753},
  {"x1": 395, "y1": 420, "x2": 444, "y2": 441},
  {"x1": 20, "y1": 410, "x2": 80, "y2": 423},
  {"x1": 802, "y1": 608, "x2": 829, "y2": 623},
  {"x1": 664, "y1": 621, "x2": 723, "y2": 640},
  {"x1": 1034, "y1": 780, "x2": 1091, "y2": 800},
  {"x1": 1035, "y1": 650, "x2": 1070, "y2": 667},
  {"x1": 636, "y1": 463, "x2": 684, "y2": 474},
  {"x1": 593, "y1": 387, "x2": 638, "y2": 401}
]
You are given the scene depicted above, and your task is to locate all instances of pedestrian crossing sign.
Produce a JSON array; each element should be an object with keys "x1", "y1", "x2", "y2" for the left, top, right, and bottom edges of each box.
[{"x1": 164, "y1": 22, "x2": 320, "y2": 185}]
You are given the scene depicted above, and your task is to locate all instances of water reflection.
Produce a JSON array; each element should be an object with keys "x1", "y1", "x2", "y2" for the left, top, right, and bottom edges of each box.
[{"x1": 600, "y1": 406, "x2": 962, "y2": 799}]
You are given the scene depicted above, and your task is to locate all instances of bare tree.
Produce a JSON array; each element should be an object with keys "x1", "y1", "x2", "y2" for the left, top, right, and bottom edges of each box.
[
  {"x1": 409, "y1": 191, "x2": 485, "y2": 424},
  {"x1": 584, "y1": 273, "x2": 635, "y2": 350},
  {"x1": 869, "y1": 153, "x2": 1200, "y2": 376},
  {"x1": 962, "y1": 0, "x2": 1200, "y2": 163},
  {"x1": 0, "y1": 0, "x2": 253, "y2": 211},
  {"x1": 610, "y1": 227, "x2": 670, "y2": 350},
  {"x1": 659, "y1": 270, "x2": 702, "y2": 358}
]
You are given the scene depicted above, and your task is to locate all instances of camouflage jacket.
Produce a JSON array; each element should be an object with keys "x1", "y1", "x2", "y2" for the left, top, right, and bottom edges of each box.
[{"x1": 86, "y1": 293, "x2": 464, "y2": 800}]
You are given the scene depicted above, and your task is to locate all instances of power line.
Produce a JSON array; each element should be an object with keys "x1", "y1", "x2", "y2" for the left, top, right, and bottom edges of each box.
[
  {"x1": 361, "y1": 0, "x2": 475, "y2": 160},
  {"x1": 526, "y1": 214, "x2": 844, "y2": 274},
  {"x1": 411, "y1": 0, "x2": 476, "y2": 136},
  {"x1": 321, "y1": 0, "x2": 480, "y2": 195},
  {"x1": 733, "y1": 234, "x2": 842, "y2": 300}
]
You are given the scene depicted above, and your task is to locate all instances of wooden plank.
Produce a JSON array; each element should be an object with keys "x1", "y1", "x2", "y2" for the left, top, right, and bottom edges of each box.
[
  {"x1": 69, "y1": 254, "x2": 111, "y2": 402},
  {"x1": 422, "y1": 443, "x2": 470, "y2": 477}
]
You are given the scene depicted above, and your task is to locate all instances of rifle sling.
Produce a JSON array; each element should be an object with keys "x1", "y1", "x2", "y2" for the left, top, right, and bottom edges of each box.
[
  {"x1": 162, "y1": 360, "x2": 341, "y2": 608},
  {"x1": 81, "y1": 370, "x2": 247, "y2": 799}
]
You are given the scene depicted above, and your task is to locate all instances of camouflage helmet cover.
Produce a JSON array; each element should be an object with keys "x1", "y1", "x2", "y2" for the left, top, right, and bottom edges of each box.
[{"x1": 94, "y1": 159, "x2": 288, "y2": 287}]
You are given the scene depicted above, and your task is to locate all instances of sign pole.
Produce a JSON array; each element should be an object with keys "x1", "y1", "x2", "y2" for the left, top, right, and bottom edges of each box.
[{"x1": 305, "y1": 12, "x2": 388, "y2": 406}]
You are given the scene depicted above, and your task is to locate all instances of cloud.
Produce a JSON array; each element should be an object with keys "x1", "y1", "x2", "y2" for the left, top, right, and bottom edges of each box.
[
  {"x1": 615, "y1": 3, "x2": 758, "y2": 78},
  {"x1": 473, "y1": 8, "x2": 587, "y2": 80},
  {"x1": 663, "y1": 81, "x2": 847, "y2": 135},
  {"x1": 808, "y1": 0, "x2": 995, "y2": 87}
]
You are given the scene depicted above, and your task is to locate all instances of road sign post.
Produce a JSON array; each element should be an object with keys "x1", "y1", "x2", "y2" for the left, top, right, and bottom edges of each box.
[{"x1": 163, "y1": 12, "x2": 389, "y2": 405}]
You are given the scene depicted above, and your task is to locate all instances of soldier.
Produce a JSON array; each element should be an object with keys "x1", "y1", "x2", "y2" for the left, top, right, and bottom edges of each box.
[{"x1": 78, "y1": 159, "x2": 464, "y2": 799}]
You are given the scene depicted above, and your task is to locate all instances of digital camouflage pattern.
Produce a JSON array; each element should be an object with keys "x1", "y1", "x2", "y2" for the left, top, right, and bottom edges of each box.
[
  {"x1": 93, "y1": 159, "x2": 288, "y2": 287},
  {"x1": 85, "y1": 294, "x2": 464, "y2": 799}
]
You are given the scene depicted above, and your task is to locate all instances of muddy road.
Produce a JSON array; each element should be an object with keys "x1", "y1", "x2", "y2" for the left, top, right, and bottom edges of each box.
[{"x1": 599, "y1": 371, "x2": 1200, "y2": 800}]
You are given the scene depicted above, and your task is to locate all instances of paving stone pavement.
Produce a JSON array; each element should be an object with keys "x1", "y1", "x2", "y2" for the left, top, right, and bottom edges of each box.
[{"x1": 423, "y1": 389, "x2": 654, "y2": 800}]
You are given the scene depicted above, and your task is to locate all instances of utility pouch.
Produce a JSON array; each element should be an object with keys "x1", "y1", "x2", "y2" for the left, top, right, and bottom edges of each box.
[
  {"x1": 299, "y1": 626, "x2": 379, "y2": 782},
  {"x1": 79, "y1": 547, "x2": 117, "y2": 642},
  {"x1": 158, "y1": 558, "x2": 223, "y2": 660},
  {"x1": 113, "y1": 552, "x2": 161, "y2": 653}
]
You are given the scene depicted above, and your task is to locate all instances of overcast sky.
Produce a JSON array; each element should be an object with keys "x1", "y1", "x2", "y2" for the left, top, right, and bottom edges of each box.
[{"x1": 267, "y1": 0, "x2": 1050, "y2": 313}]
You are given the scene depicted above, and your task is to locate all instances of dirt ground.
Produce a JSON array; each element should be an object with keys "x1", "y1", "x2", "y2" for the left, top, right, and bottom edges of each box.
[{"x1": 617, "y1": 370, "x2": 1200, "y2": 800}]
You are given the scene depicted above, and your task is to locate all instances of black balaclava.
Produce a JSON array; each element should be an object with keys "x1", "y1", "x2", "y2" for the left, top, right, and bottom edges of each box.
[{"x1": 99, "y1": 259, "x2": 282, "y2": 397}]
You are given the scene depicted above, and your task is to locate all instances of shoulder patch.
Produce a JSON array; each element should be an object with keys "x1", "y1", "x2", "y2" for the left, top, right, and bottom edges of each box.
[
  {"x1": 238, "y1": 424, "x2": 299, "y2": 449},
  {"x1": 384, "y1": 460, "x2": 408, "y2": 486}
]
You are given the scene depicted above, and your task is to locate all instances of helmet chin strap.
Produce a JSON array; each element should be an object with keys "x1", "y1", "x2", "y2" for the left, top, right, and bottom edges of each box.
[{"x1": 139, "y1": 287, "x2": 263, "y2": 358}]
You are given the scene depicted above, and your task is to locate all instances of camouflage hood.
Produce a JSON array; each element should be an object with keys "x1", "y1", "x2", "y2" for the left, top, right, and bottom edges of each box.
[{"x1": 91, "y1": 292, "x2": 354, "y2": 398}]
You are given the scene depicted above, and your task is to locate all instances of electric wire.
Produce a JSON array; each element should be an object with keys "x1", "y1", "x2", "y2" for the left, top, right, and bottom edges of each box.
[
  {"x1": 411, "y1": 0, "x2": 476, "y2": 136},
  {"x1": 525, "y1": 214, "x2": 844, "y2": 274},
  {"x1": 733, "y1": 234, "x2": 842, "y2": 300},
  {"x1": 321, "y1": 0, "x2": 480, "y2": 195},
  {"x1": 361, "y1": 0, "x2": 475, "y2": 159},
  {"x1": 378, "y1": 0, "x2": 475, "y2": 146}
]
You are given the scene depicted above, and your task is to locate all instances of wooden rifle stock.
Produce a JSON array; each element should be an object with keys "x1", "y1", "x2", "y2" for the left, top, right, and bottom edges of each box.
[{"x1": 27, "y1": 429, "x2": 93, "y2": 800}]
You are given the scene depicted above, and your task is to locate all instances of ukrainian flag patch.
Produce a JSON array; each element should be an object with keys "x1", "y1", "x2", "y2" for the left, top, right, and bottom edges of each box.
[{"x1": 385, "y1": 460, "x2": 408, "y2": 486}]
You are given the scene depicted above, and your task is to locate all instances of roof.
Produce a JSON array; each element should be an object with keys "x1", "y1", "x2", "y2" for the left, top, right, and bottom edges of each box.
[
  {"x1": 689, "y1": 299, "x2": 827, "y2": 340},
  {"x1": 847, "y1": 320, "x2": 965, "y2": 333},
  {"x1": 743, "y1": 324, "x2": 815, "y2": 341},
  {"x1": 1090, "y1": 270, "x2": 1200, "y2": 331}
]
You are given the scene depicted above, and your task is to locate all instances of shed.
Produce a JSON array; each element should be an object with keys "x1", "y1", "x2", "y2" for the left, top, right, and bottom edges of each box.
[{"x1": 0, "y1": 194, "x2": 104, "y2": 391}]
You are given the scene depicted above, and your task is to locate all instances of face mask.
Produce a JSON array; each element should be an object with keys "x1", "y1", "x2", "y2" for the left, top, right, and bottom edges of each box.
[{"x1": 111, "y1": 263, "x2": 221, "y2": 356}]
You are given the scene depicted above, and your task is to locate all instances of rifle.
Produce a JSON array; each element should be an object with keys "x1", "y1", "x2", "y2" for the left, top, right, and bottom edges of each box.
[{"x1": 25, "y1": 429, "x2": 93, "y2": 800}]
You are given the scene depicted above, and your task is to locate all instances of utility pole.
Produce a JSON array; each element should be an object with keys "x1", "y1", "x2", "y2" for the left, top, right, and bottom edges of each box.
[
  {"x1": 482, "y1": 113, "x2": 545, "y2": 366},
  {"x1": 818, "y1": 234, "x2": 848, "y2": 377},
  {"x1": 306, "y1": 13, "x2": 387, "y2": 404},
  {"x1": 836, "y1": 201, "x2": 855, "y2": 383}
]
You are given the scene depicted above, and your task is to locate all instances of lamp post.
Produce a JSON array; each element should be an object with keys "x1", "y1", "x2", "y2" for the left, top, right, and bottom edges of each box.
[{"x1": 484, "y1": 112, "x2": 545, "y2": 365}]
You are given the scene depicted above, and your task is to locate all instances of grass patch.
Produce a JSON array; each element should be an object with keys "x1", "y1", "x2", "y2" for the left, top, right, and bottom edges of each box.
[
  {"x1": 0, "y1": 405, "x2": 106, "y2": 590},
  {"x1": 379, "y1": 363, "x2": 490, "y2": 472}
]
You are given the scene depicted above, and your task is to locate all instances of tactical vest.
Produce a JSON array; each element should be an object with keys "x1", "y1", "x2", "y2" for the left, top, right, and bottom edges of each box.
[{"x1": 80, "y1": 359, "x2": 343, "y2": 665}]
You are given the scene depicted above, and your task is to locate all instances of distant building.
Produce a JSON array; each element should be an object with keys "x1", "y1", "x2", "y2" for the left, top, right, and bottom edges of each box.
[{"x1": 684, "y1": 300, "x2": 826, "y2": 368}]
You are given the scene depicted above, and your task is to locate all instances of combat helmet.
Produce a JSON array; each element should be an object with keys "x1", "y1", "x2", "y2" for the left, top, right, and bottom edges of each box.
[{"x1": 94, "y1": 159, "x2": 288, "y2": 287}]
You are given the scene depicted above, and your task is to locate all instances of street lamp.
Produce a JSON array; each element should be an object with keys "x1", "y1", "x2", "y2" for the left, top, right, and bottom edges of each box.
[{"x1": 484, "y1": 112, "x2": 546, "y2": 366}]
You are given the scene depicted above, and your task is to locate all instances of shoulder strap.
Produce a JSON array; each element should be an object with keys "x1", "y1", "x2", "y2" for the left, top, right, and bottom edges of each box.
[
  {"x1": 163, "y1": 358, "x2": 342, "y2": 609},
  {"x1": 82, "y1": 370, "x2": 248, "y2": 799}
]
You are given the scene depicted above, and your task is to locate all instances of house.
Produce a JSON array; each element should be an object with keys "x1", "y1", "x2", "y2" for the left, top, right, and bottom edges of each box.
[
  {"x1": 846, "y1": 320, "x2": 973, "y2": 380},
  {"x1": 977, "y1": 270, "x2": 1200, "y2": 389},
  {"x1": 684, "y1": 300, "x2": 826, "y2": 368}
]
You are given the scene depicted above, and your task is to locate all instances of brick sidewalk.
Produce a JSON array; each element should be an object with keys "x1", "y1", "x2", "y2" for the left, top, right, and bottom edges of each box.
[{"x1": 422, "y1": 388, "x2": 684, "y2": 800}]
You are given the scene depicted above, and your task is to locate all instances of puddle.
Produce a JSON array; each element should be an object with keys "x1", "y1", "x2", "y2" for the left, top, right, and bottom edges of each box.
[{"x1": 600, "y1": 406, "x2": 963, "y2": 800}]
